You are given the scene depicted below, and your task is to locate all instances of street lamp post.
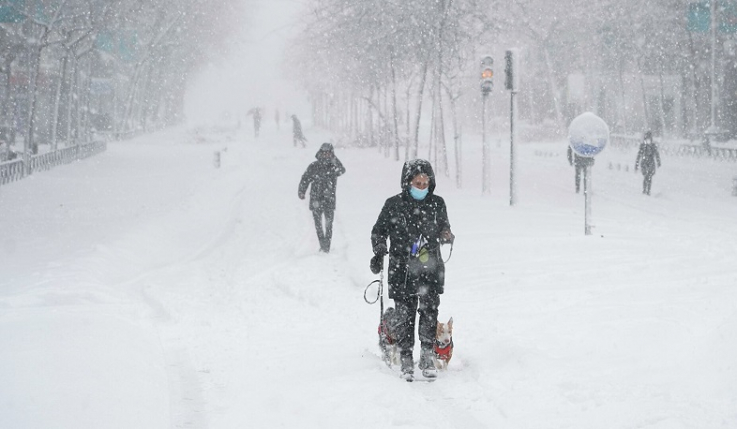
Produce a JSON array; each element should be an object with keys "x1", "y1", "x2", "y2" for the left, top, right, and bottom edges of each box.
[
  {"x1": 505, "y1": 49, "x2": 520, "y2": 206},
  {"x1": 480, "y1": 56, "x2": 493, "y2": 194}
]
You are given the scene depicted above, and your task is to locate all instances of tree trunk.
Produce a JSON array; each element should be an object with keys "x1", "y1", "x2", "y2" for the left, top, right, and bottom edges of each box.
[
  {"x1": 390, "y1": 48, "x2": 400, "y2": 161},
  {"x1": 73, "y1": 57, "x2": 82, "y2": 142},
  {"x1": 437, "y1": 81, "x2": 448, "y2": 177},
  {"x1": 0, "y1": 56, "x2": 14, "y2": 128},
  {"x1": 543, "y1": 47, "x2": 565, "y2": 135},
  {"x1": 51, "y1": 53, "x2": 69, "y2": 150},
  {"x1": 448, "y1": 92, "x2": 462, "y2": 188},
  {"x1": 658, "y1": 69, "x2": 667, "y2": 137},
  {"x1": 618, "y1": 63, "x2": 628, "y2": 134},
  {"x1": 428, "y1": 88, "x2": 436, "y2": 162},
  {"x1": 368, "y1": 86, "x2": 375, "y2": 148},
  {"x1": 122, "y1": 62, "x2": 145, "y2": 132},
  {"x1": 638, "y1": 60, "x2": 650, "y2": 131},
  {"x1": 83, "y1": 56, "x2": 93, "y2": 142},
  {"x1": 436, "y1": 0, "x2": 451, "y2": 176},
  {"x1": 410, "y1": 61, "x2": 429, "y2": 160},
  {"x1": 66, "y1": 56, "x2": 77, "y2": 144},
  {"x1": 27, "y1": 45, "x2": 44, "y2": 155}
]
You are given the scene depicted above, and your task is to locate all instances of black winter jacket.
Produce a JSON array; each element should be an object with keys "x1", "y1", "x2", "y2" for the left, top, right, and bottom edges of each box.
[
  {"x1": 298, "y1": 144, "x2": 345, "y2": 211},
  {"x1": 567, "y1": 146, "x2": 595, "y2": 167},
  {"x1": 371, "y1": 160, "x2": 451, "y2": 300},
  {"x1": 635, "y1": 141, "x2": 661, "y2": 175}
]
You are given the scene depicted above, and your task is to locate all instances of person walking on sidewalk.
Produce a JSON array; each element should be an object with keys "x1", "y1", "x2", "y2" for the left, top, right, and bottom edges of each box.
[
  {"x1": 567, "y1": 145, "x2": 595, "y2": 193},
  {"x1": 635, "y1": 131, "x2": 662, "y2": 195},
  {"x1": 291, "y1": 114, "x2": 307, "y2": 147},
  {"x1": 247, "y1": 107, "x2": 262, "y2": 138},
  {"x1": 298, "y1": 143, "x2": 345, "y2": 252},
  {"x1": 370, "y1": 159, "x2": 454, "y2": 381}
]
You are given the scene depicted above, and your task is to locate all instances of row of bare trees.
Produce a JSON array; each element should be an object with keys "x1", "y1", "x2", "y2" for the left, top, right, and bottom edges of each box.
[
  {"x1": 289, "y1": 0, "x2": 492, "y2": 186},
  {"x1": 290, "y1": 0, "x2": 737, "y2": 178},
  {"x1": 496, "y1": 0, "x2": 728, "y2": 139},
  {"x1": 0, "y1": 0, "x2": 243, "y2": 155}
]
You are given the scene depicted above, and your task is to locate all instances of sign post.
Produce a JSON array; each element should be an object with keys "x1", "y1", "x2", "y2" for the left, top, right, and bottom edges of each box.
[
  {"x1": 505, "y1": 49, "x2": 520, "y2": 206},
  {"x1": 568, "y1": 112, "x2": 609, "y2": 235},
  {"x1": 480, "y1": 55, "x2": 493, "y2": 194}
]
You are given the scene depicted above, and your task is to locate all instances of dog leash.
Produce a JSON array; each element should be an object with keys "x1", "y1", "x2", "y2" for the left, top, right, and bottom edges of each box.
[
  {"x1": 441, "y1": 240, "x2": 454, "y2": 264},
  {"x1": 363, "y1": 262, "x2": 385, "y2": 324},
  {"x1": 363, "y1": 266, "x2": 384, "y2": 305}
]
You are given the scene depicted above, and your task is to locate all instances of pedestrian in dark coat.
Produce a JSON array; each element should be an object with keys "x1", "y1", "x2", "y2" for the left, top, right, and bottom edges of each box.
[
  {"x1": 298, "y1": 143, "x2": 345, "y2": 252},
  {"x1": 247, "y1": 107, "x2": 262, "y2": 138},
  {"x1": 567, "y1": 145, "x2": 595, "y2": 193},
  {"x1": 370, "y1": 159, "x2": 454, "y2": 380},
  {"x1": 635, "y1": 131, "x2": 661, "y2": 195},
  {"x1": 291, "y1": 114, "x2": 307, "y2": 147}
]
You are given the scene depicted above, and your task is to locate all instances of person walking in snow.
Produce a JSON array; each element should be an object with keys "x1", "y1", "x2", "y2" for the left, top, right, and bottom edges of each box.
[
  {"x1": 370, "y1": 159, "x2": 454, "y2": 381},
  {"x1": 567, "y1": 145, "x2": 595, "y2": 193},
  {"x1": 291, "y1": 114, "x2": 307, "y2": 147},
  {"x1": 298, "y1": 143, "x2": 345, "y2": 253},
  {"x1": 275, "y1": 109, "x2": 281, "y2": 131},
  {"x1": 634, "y1": 130, "x2": 661, "y2": 195},
  {"x1": 247, "y1": 107, "x2": 262, "y2": 138}
]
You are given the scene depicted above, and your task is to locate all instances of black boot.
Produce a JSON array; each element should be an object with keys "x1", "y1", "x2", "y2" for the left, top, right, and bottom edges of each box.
[
  {"x1": 400, "y1": 354, "x2": 414, "y2": 381},
  {"x1": 419, "y1": 347, "x2": 437, "y2": 378}
]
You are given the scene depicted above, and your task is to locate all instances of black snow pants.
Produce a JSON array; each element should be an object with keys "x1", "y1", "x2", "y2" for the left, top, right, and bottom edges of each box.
[
  {"x1": 393, "y1": 285, "x2": 439, "y2": 358},
  {"x1": 574, "y1": 163, "x2": 584, "y2": 193},
  {"x1": 642, "y1": 166, "x2": 655, "y2": 195},
  {"x1": 312, "y1": 207, "x2": 334, "y2": 252}
]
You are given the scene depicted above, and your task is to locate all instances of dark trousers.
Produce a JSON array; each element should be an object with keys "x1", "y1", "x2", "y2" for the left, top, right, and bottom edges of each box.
[
  {"x1": 643, "y1": 173, "x2": 654, "y2": 195},
  {"x1": 574, "y1": 163, "x2": 584, "y2": 193},
  {"x1": 393, "y1": 288, "x2": 439, "y2": 357},
  {"x1": 311, "y1": 207, "x2": 334, "y2": 252}
]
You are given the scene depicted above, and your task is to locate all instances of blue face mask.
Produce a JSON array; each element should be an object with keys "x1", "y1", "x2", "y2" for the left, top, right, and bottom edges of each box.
[{"x1": 409, "y1": 186, "x2": 428, "y2": 200}]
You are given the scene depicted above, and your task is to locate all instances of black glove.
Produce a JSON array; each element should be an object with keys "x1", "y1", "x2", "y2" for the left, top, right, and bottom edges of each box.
[
  {"x1": 370, "y1": 254, "x2": 383, "y2": 274},
  {"x1": 440, "y1": 231, "x2": 455, "y2": 245},
  {"x1": 373, "y1": 243, "x2": 388, "y2": 257}
]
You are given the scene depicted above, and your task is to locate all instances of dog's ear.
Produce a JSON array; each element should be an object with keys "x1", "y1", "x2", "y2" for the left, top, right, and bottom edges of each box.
[{"x1": 448, "y1": 317, "x2": 453, "y2": 327}]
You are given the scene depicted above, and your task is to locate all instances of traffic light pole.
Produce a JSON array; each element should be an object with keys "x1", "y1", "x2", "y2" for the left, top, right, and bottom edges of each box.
[
  {"x1": 710, "y1": 0, "x2": 717, "y2": 132},
  {"x1": 479, "y1": 55, "x2": 494, "y2": 194},
  {"x1": 584, "y1": 164, "x2": 592, "y2": 235},
  {"x1": 509, "y1": 89, "x2": 517, "y2": 206},
  {"x1": 505, "y1": 49, "x2": 519, "y2": 206},
  {"x1": 482, "y1": 92, "x2": 490, "y2": 194}
]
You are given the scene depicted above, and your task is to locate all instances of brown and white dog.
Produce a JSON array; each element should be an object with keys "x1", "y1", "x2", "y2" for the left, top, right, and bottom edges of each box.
[
  {"x1": 378, "y1": 307, "x2": 400, "y2": 366},
  {"x1": 380, "y1": 310, "x2": 454, "y2": 369},
  {"x1": 433, "y1": 317, "x2": 454, "y2": 369}
]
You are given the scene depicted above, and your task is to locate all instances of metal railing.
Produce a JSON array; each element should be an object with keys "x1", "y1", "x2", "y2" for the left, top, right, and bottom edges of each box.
[
  {"x1": 0, "y1": 159, "x2": 24, "y2": 185},
  {"x1": 0, "y1": 140, "x2": 107, "y2": 186}
]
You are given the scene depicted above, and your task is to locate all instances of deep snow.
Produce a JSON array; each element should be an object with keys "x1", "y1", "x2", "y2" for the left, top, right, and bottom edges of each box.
[{"x1": 1, "y1": 123, "x2": 737, "y2": 428}]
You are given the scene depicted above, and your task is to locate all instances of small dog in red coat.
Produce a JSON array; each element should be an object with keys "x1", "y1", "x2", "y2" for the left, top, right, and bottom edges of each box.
[{"x1": 434, "y1": 317, "x2": 454, "y2": 369}]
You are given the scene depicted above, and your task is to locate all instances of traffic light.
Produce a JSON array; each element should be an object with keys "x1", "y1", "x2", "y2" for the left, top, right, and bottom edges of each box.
[
  {"x1": 480, "y1": 55, "x2": 493, "y2": 95},
  {"x1": 505, "y1": 49, "x2": 520, "y2": 91}
]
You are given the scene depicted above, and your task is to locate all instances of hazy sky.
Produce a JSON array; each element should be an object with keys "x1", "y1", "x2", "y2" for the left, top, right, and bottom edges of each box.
[{"x1": 184, "y1": 0, "x2": 309, "y2": 126}]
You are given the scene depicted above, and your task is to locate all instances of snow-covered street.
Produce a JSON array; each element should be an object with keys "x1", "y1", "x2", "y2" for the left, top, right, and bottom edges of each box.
[{"x1": 2, "y1": 124, "x2": 737, "y2": 428}]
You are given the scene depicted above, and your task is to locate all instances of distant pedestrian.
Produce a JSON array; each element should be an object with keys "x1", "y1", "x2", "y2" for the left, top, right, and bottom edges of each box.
[
  {"x1": 247, "y1": 107, "x2": 262, "y2": 138},
  {"x1": 634, "y1": 131, "x2": 661, "y2": 195},
  {"x1": 275, "y1": 109, "x2": 281, "y2": 131},
  {"x1": 292, "y1": 114, "x2": 307, "y2": 147},
  {"x1": 567, "y1": 146, "x2": 595, "y2": 193},
  {"x1": 298, "y1": 143, "x2": 345, "y2": 252}
]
